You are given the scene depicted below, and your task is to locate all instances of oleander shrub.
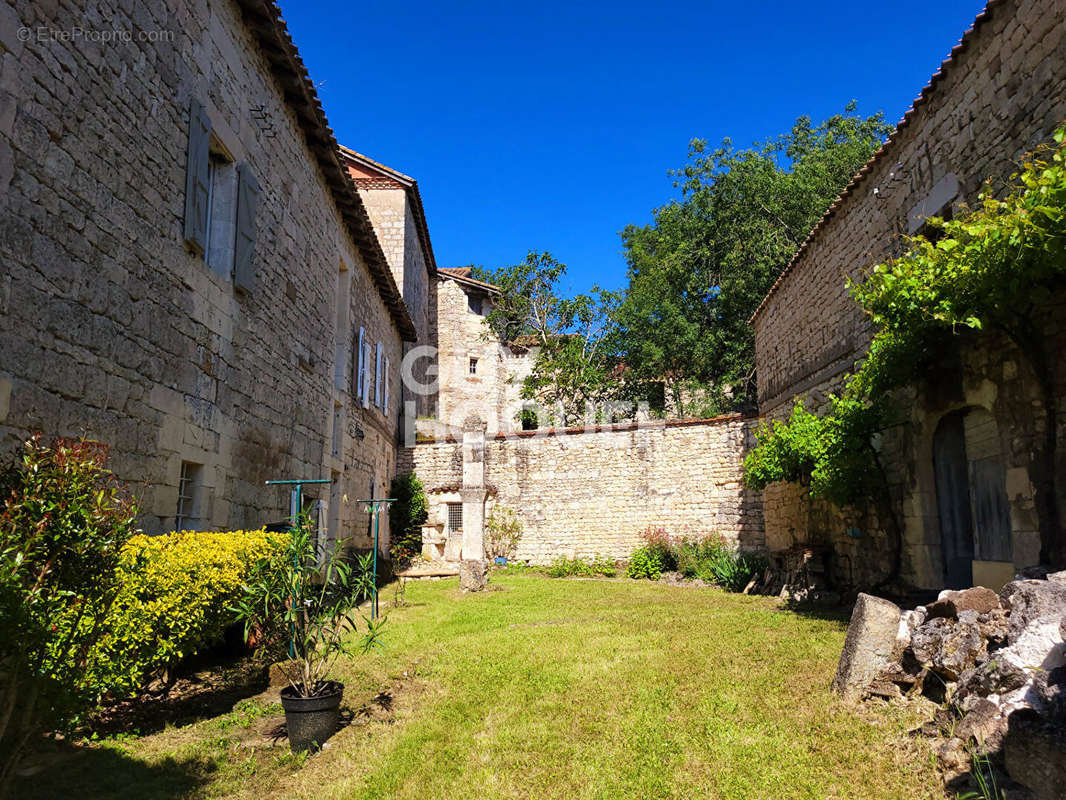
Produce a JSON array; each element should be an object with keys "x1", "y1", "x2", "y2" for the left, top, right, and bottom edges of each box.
[
  {"x1": 0, "y1": 436, "x2": 138, "y2": 788},
  {"x1": 85, "y1": 527, "x2": 288, "y2": 700}
]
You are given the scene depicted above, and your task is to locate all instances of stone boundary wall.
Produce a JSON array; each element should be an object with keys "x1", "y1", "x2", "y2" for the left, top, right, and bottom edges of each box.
[{"x1": 400, "y1": 416, "x2": 765, "y2": 564}]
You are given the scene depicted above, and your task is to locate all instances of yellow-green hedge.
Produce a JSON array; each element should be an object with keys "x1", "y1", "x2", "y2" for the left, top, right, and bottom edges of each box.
[{"x1": 86, "y1": 528, "x2": 288, "y2": 699}]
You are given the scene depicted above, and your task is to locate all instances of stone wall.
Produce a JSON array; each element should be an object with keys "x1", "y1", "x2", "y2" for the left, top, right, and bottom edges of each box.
[
  {"x1": 401, "y1": 416, "x2": 764, "y2": 564},
  {"x1": 751, "y1": 0, "x2": 1066, "y2": 589},
  {"x1": 0, "y1": 0, "x2": 405, "y2": 546}
]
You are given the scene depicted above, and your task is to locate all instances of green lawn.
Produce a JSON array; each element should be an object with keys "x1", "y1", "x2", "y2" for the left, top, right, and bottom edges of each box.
[{"x1": 16, "y1": 573, "x2": 944, "y2": 799}]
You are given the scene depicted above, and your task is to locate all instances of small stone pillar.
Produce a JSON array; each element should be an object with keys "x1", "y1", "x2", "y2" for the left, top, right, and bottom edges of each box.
[
  {"x1": 832, "y1": 593, "x2": 903, "y2": 699},
  {"x1": 459, "y1": 415, "x2": 488, "y2": 591}
]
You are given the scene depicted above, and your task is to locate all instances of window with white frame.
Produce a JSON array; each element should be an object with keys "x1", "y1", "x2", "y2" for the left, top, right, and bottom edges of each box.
[
  {"x1": 446, "y1": 502, "x2": 463, "y2": 532},
  {"x1": 175, "y1": 461, "x2": 203, "y2": 530},
  {"x1": 469, "y1": 357, "x2": 478, "y2": 375}
]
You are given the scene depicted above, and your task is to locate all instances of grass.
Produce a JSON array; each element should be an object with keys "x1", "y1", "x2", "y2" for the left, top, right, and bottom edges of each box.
[{"x1": 15, "y1": 574, "x2": 944, "y2": 799}]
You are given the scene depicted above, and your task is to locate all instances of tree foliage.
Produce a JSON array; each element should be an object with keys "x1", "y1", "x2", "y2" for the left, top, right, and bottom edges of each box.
[
  {"x1": 616, "y1": 103, "x2": 892, "y2": 414},
  {"x1": 474, "y1": 252, "x2": 621, "y2": 426},
  {"x1": 389, "y1": 472, "x2": 428, "y2": 562},
  {"x1": 744, "y1": 126, "x2": 1066, "y2": 563}
]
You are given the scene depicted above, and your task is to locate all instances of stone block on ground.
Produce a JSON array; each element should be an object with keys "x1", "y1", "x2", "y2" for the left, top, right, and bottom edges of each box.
[
  {"x1": 832, "y1": 593, "x2": 902, "y2": 699},
  {"x1": 459, "y1": 559, "x2": 488, "y2": 592},
  {"x1": 1003, "y1": 710, "x2": 1066, "y2": 800},
  {"x1": 927, "y1": 586, "x2": 1001, "y2": 620},
  {"x1": 1000, "y1": 580, "x2": 1066, "y2": 644}
]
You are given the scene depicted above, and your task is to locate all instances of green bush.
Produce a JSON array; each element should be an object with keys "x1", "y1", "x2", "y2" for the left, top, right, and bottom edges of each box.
[
  {"x1": 707, "y1": 550, "x2": 768, "y2": 593},
  {"x1": 0, "y1": 436, "x2": 138, "y2": 785},
  {"x1": 389, "y1": 473, "x2": 427, "y2": 562},
  {"x1": 486, "y1": 506, "x2": 522, "y2": 560},
  {"x1": 626, "y1": 546, "x2": 667, "y2": 580},
  {"x1": 546, "y1": 555, "x2": 616, "y2": 578},
  {"x1": 85, "y1": 528, "x2": 288, "y2": 700}
]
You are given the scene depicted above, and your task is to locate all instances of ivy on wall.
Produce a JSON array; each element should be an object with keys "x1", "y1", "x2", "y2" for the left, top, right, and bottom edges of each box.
[{"x1": 745, "y1": 125, "x2": 1066, "y2": 561}]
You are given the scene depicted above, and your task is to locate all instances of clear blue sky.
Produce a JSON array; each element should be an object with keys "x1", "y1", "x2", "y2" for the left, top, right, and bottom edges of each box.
[{"x1": 281, "y1": 0, "x2": 986, "y2": 297}]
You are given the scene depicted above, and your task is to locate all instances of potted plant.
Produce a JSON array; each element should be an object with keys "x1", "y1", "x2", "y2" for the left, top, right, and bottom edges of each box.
[{"x1": 233, "y1": 518, "x2": 382, "y2": 752}]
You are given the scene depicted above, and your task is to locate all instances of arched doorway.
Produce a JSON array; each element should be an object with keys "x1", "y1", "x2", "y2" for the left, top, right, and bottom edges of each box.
[{"x1": 932, "y1": 408, "x2": 1012, "y2": 589}]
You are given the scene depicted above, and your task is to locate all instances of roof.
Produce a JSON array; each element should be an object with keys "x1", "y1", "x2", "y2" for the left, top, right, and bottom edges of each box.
[
  {"x1": 337, "y1": 147, "x2": 438, "y2": 277},
  {"x1": 438, "y1": 266, "x2": 501, "y2": 294},
  {"x1": 750, "y1": 0, "x2": 1003, "y2": 324},
  {"x1": 232, "y1": 0, "x2": 417, "y2": 340}
]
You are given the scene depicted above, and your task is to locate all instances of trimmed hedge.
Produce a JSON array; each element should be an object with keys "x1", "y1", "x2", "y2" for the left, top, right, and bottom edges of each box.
[{"x1": 86, "y1": 528, "x2": 288, "y2": 699}]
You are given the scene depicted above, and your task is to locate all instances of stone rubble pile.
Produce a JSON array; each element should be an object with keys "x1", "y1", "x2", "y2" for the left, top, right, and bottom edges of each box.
[{"x1": 833, "y1": 574, "x2": 1066, "y2": 800}]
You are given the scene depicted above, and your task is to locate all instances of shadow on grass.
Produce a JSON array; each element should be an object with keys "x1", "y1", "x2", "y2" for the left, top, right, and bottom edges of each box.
[
  {"x1": 13, "y1": 741, "x2": 216, "y2": 800},
  {"x1": 90, "y1": 657, "x2": 270, "y2": 737}
]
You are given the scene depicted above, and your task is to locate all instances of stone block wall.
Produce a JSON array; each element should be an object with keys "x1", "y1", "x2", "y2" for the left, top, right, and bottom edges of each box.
[
  {"x1": 401, "y1": 416, "x2": 765, "y2": 564},
  {"x1": 434, "y1": 276, "x2": 534, "y2": 435},
  {"x1": 751, "y1": 0, "x2": 1066, "y2": 588},
  {"x1": 0, "y1": 0, "x2": 405, "y2": 544}
]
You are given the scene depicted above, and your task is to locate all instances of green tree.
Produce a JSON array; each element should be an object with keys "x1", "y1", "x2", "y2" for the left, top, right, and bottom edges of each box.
[
  {"x1": 474, "y1": 252, "x2": 622, "y2": 426},
  {"x1": 389, "y1": 473, "x2": 428, "y2": 562},
  {"x1": 617, "y1": 103, "x2": 892, "y2": 413}
]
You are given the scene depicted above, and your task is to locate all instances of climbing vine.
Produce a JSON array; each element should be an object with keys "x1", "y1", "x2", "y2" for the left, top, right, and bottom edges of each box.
[{"x1": 745, "y1": 124, "x2": 1066, "y2": 553}]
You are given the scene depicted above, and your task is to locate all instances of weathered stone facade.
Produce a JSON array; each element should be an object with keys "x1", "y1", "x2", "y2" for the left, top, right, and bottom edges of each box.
[
  {"x1": 752, "y1": 0, "x2": 1066, "y2": 589},
  {"x1": 0, "y1": 0, "x2": 411, "y2": 548},
  {"x1": 340, "y1": 149, "x2": 438, "y2": 421},
  {"x1": 433, "y1": 269, "x2": 535, "y2": 436},
  {"x1": 401, "y1": 416, "x2": 765, "y2": 564}
]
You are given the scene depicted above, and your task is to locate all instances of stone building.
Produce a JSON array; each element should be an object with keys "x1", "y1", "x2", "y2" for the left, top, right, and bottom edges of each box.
[
  {"x1": 0, "y1": 0, "x2": 417, "y2": 550},
  {"x1": 751, "y1": 0, "x2": 1066, "y2": 590},
  {"x1": 339, "y1": 148, "x2": 438, "y2": 422},
  {"x1": 432, "y1": 267, "x2": 536, "y2": 436}
]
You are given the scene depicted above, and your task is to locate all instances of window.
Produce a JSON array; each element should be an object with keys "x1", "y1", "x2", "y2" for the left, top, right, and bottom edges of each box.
[
  {"x1": 183, "y1": 98, "x2": 259, "y2": 293},
  {"x1": 469, "y1": 357, "x2": 478, "y2": 375},
  {"x1": 447, "y1": 502, "x2": 463, "y2": 532},
  {"x1": 175, "y1": 461, "x2": 203, "y2": 530},
  {"x1": 354, "y1": 327, "x2": 371, "y2": 407},
  {"x1": 467, "y1": 292, "x2": 482, "y2": 315},
  {"x1": 204, "y1": 149, "x2": 237, "y2": 278}
]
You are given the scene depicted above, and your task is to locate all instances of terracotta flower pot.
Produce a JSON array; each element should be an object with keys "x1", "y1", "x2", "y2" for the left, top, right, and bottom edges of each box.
[{"x1": 279, "y1": 680, "x2": 343, "y2": 752}]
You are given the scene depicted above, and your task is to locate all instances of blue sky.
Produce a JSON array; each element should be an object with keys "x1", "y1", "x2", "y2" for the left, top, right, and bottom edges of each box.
[{"x1": 281, "y1": 0, "x2": 987, "y2": 297}]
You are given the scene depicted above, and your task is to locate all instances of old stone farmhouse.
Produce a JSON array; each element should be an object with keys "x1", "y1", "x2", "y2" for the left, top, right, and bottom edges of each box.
[
  {"x1": 752, "y1": 0, "x2": 1066, "y2": 591},
  {"x1": 2, "y1": 0, "x2": 1065, "y2": 590},
  {"x1": 0, "y1": 0, "x2": 416, "y2": 551}
]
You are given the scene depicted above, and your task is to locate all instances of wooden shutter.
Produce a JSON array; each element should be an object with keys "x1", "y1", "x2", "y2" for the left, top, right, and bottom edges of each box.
[
  {"x1": 362, "y1": 340, "x2": 372, "y2": 407},
  {"x1": 183, "y1": 99, "x2": 211, "y2": 255},
  {"x1": 356, "y1": 327, "x2": 365, "y2": 401},
  {"x1": 384, "y1": 356, "x2": 390, "y2": 411},
  {"x1": 234, "y1": 163, "x2": 260, "y2": 294},
  {"x1": 375, "y1": 343, "x2": 383, "y2": 407}
]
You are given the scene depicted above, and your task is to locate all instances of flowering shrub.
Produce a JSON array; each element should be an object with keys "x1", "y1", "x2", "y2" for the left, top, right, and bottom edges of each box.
[
  {"x1": 0, "y1": 436, "x2": 138, "y2": 783},
  {"x1": 85, "y1": 527, "x2": 289, "y2": 699},
  {"x1": 625, "y1": 528, "x2": 767, "y2": 590}
]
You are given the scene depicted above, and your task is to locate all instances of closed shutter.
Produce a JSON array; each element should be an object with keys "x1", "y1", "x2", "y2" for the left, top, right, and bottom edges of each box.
[
  {"x1": 233, "y1": 163, "x2": 259, "y2": 294},
  {"x1": 183, "y1": 99, "x2": 211, "y2": 255},
  {"x1": 375, "y1": 343, "x2": 383, "y2": 407},
  {"x1": 362, "y1": 340, "x2": 372, "y2": 407},
  {"x1": 356, "y1": 327, "x2": 365, "y2": 401}
]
